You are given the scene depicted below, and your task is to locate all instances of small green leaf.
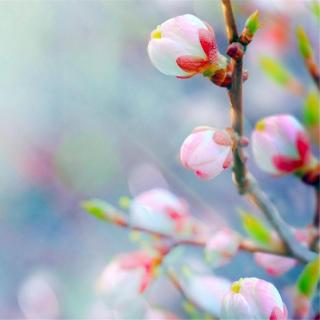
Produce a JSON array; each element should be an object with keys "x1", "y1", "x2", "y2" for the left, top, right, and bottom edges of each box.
[
  {"x1": 260, "y1": 57, "x2": 293, "y2": 85},
  {"x1": 296, "y1": 26, "x2": 313, "y2": 59},
  {"x1": 81, "y1": 199, "x2": 125, "y2": 223},
  {"x1": 310, "y1": 0, "x2": 320, "y2": 17},
  {"x1": 245, "y1": 10, "x2": 260, "y2": 35},
  {"x1": 303, "y1": 91, "x2": 320, "y2": 127},
  {"x1": 296, "y1": 257, "x2": 320, "y2": 298},
  {"x1": 239, "y1": 209, "x2": 271, "y2": 245}
]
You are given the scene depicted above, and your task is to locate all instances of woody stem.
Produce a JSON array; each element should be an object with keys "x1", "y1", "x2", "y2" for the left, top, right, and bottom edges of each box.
[{"x1": 220, "y1": 0, "x2": 317, "y2": 263}]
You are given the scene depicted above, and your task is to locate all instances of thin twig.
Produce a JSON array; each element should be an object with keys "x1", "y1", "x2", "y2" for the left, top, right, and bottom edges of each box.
[
  {"x1": 94, "y1": 208, "x2": 298, "y2": 258},
  {"x1": 220, "y1": 0, "x2": 317, "y2": 263},
  {"x1": 314, "y1": 189, "x2": 320, "y2": 228}
]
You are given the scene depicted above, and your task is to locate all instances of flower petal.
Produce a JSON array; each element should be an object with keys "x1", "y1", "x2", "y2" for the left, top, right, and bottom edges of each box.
[{"x1": 148, "y1": 38, "x2": 190, "y2": 76}]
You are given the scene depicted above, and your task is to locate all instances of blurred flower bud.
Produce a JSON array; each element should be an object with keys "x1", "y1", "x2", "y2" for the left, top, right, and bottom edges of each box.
[
  {"x1": 293, "y1": 292, "x2": 311, "y2": 319},
  {"x1": 18, "y1": 272, "x2": 60, "y2": 319},
  {"x1": 180, "y1": 127, "x2": 233, "y2": 180},
  {"x1": 254, "y1": 253, "x2": 297, "y2": 276},
  {"x1": 205, "y1": 228, "x2": 240, "y2": 267},
  {"x1": 296, "y1": 26, "x2": 313, "y2": 60},
  {"x1": 148, "y1": 14, "x2": 227, "y2": 79},
  {"x1": 177, "y1": 269, "x2": 231, "y2": 316},
  {"x1": 97, "y1": 251, "x2": 161, "y2": 295},
  {"x1": 130, "y1": 188, "x2": 201, "y2": 237},
  {"x1": 252, "y1": 114, "x2": 313, "y2": 175},
  {"x1": 221, "y1": 277, "x2": 287, "y2": 320},
  {"x1": 240, "y1": 10, "x2": 260, "y2": 45}
]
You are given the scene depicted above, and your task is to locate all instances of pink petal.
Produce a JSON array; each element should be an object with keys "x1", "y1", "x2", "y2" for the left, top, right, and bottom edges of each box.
[
  {"x1": 199, "y1": 28, "x2": 217, "y2": 62},
  {"x1": 223, "y1": 150, "x2": 233, "y2": 169},
  {"x1": 272, "y1": 155, "x2": 302, "y2": 173},
  {"x1": 213, "y1": 130, "x2": 232, "y2": 146},
  {"x1": 176, "y1": 55, "x2": 208, "y2": 73},
  {"x1": 296, "y1": 131, "x2": 311, "y2": 163}
]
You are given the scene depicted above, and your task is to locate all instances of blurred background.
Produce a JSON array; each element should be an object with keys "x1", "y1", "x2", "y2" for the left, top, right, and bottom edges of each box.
[{"x1": 0, "y1": 0, "x2": 318, "y2": 318}]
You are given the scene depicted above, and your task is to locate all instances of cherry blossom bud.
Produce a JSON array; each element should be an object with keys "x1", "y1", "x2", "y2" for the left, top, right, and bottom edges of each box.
[
  {"x1": 18, "y1": 272, "x2": 60, "y2": 319},
  {"x1": 252, "y1": 115, "x2": 313, "y2": 175},
  {"x1": 97, "y1": 251, "x2": 160, "y2": 295},
  {"x1": 221, "y1": 277, "x2": 287, "y2": 320},
  {"x1": 130, "y1": 188, "x2": 203, "y2": 237},
  {"x1": 180, "y1": 127, "x2": 233, "y2": 180},
  {"x1": 205, "y1": 228, "x2": 240, "y2": 267},
  {"x1": 254, "y1": 253, "x2": 297, "y2": 276},
  {"x1": 227, "y1": 43, "x2": 244, "y2": 61},
  {"x1": 148, "y1": 14, "x2": 227, "y2": 79}
]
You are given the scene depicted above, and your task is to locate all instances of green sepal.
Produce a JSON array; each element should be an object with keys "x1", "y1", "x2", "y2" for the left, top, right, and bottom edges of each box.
[
  {"x1": 81, "y1": 199, "x2": 125, "y2": 222},
  {"x1": 245, "y1": 10, "x2": 260, "y2": 35},
  {"x1": 296, "y1": 26, "x2": 313, "y2": 59},
  {"x1": 310, "y1": 0, "x2": 320, "y2": 18},
  {"x1": 239, "y1": 209, "x2": 271, "y2": 245},
  {"x1": 303, "y1": 91, "x2": 320, "y2": 127},
  {"x1": 296, "y1": 257, "x2": 320, "y2": 298},
  {"x1": 259, "y1": 57, "x2": 292, "y2": 85}
]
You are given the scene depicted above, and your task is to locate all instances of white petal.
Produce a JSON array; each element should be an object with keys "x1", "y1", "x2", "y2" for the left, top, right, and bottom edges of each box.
[
  {"x1": 252, "y1": 131, "x2": 280, "y2": 174},
  {"x1": 148, "y1": 38, "x2": 189, "y2": 76},
  {"x1": 160, "y1": 14, "x2": 207, "y2": 58},
  {"x1": 220, "y1": 293, "x2": 253, "y2": 320}
]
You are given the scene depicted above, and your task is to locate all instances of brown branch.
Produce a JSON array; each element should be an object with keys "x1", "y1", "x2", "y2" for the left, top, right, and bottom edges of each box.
[
  {"x1": 314, "y1": 189, "x2": 320, "y2": 228},
  {"x1": 306, "y1": 58, "x2": 320, "y2": 90},
  {"x1": 220, "y1": 0, "x2": 317, "y2": 264},
  {"x1": 94, "y1": 208, "x2": 300, "y2": 259},
  {"x1": 221, "y1": 0, "x2": 238, "y2": 43}
]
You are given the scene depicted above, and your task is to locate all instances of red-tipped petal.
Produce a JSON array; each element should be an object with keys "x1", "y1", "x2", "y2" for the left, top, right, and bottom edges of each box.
[
  {"x1": 296, "y1": 131, "x2": 311, "y2": 163},
  {"x1": 223, "y1": 150, "x2": 233, "y2": 169},
  {"x1": 176, "y1": 74, "x2": 194, "y2": 79},
  {"x1": 139, "y1": 270, "x2": 152, "y2": 293},
  {"x1": 199, "y1": 28, "x2": 217, "y2": 62},
  {"x1": 272, "y1": 155, "x2": 302, "y2": 173},
  {"x1": 213, "y1": 130, "x2": 232, "y2": 146},
  {"x1": 176, "y1": 56, "x2": 208, "y2": 73},
  {"x1": 269, "y1": 306, "x2": 287, "y2": 320}
]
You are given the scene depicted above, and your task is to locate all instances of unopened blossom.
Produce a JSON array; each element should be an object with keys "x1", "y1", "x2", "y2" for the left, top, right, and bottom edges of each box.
[
  {"x1": 179, "y1": 272, "x2": 231, "y2": 315},
  {"x1": 18, "y1": 272, "x2": 60, "y2": 319},
  {"x1": 254, "y1": 253, "x2": 297, "y2": 276},
  {"x1": 130, "y1": 188, "x2": 206, "y2": 237},
  {"x1": 205, "y1": 228, "x2": 240, "y2": 267},
  {"x1": 180, "y1": 127, "x2": 233, "y2": 180},
  {"x1": 97, "y1": 251, "x2": 161, "y2": 295},
  {"x1": 252, "y1": 114, "x2": 313, "y2": 175},
  {"x1": 148, "y1": 14, "x2": 227, "y2": 79},
  {"x1": 221, "y1": 277, "x2": 287, "y2": 320}
]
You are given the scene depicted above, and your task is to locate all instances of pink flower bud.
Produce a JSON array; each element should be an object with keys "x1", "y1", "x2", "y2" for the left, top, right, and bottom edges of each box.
[
  {"x1": 180, "y1": 127, "x2": 233, "y2": 179},
  {"x1": 221, "y1": 277, "x2": 287, "y2": 320},
  {"x1": 148, "y1": 14, "x2": 227, "y2": 79},
  {"x1": 130, "y1": 188, "x2": 202, "y2": 237},
  {"x1": 18, "y1": 272, "x2": 60, "y2": 319},
  {"x1": 252, "y1": 114, "x2": 312, "y2": 175},
  {"x1": 254, "y1": 253, "x2": 297, "y2": 276},
  {"x1": 205, "y1": 228, "x2": 240, "y2": 267},
  {"x1": 97, "y1": 251, "x2": 160, "y2": 295}
]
